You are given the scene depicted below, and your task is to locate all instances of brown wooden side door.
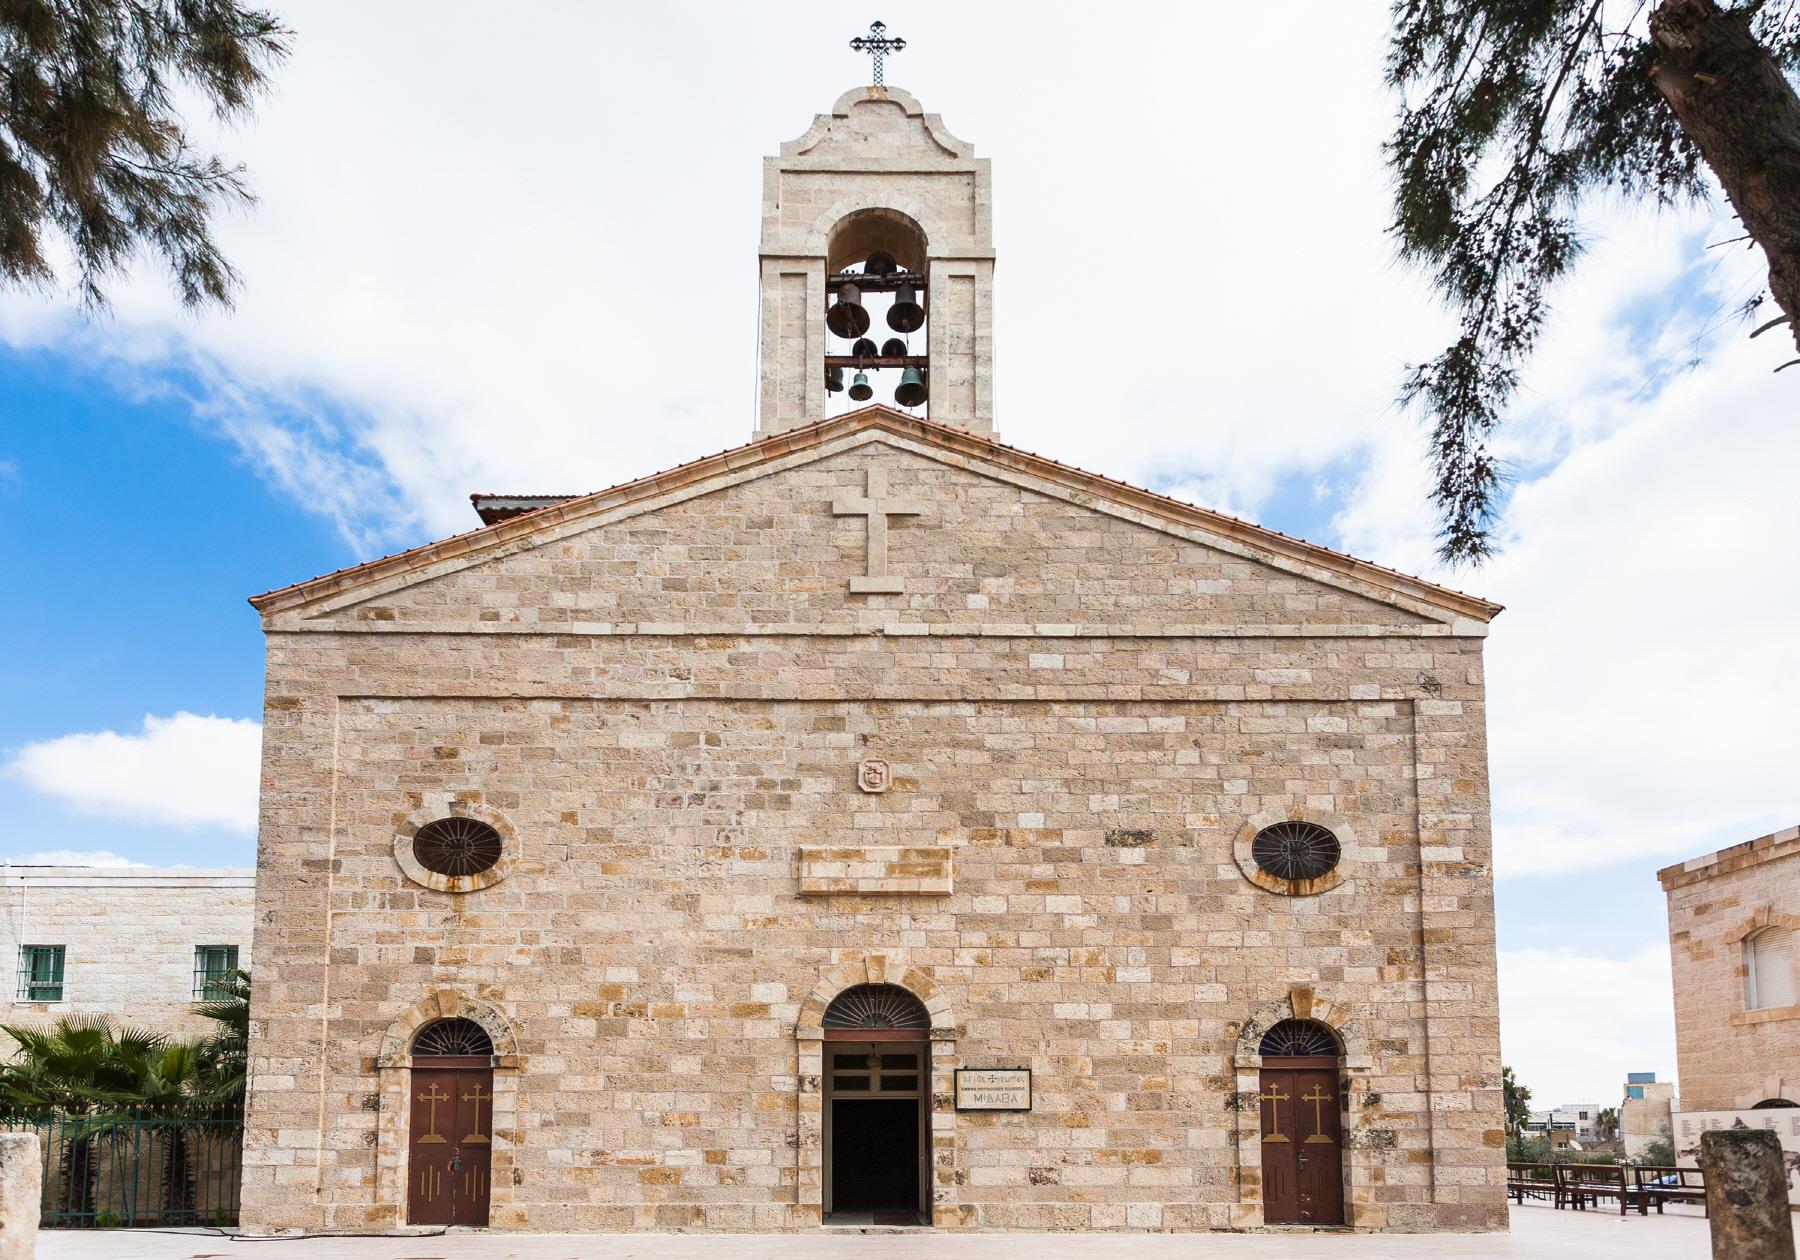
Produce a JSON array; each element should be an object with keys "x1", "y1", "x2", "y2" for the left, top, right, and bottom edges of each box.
[
  {"x1": 407, "y1": 1064, "x2": 494, "y2": 1226},
  {"x1": 1259, "y1": 1060, "x2": 1344, "y2": 1225}
]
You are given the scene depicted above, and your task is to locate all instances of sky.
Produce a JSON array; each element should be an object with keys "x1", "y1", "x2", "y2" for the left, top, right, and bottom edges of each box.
[{"x1": 1, "y1": 1, "x2": 1795, "y2": 1113}]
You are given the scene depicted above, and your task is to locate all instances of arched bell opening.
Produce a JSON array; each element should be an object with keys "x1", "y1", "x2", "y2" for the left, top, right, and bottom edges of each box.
[
  {"x1": 820, "y1": 983, "x2": 932, "y2": 1224},
  {"x1": 824, "y1": 209, "x2": 929, "y2": 418},
  {"x1": 1257, "y1": 1019, "x2": 1346, "y2": 1227},
  {"x1": 827, "y1": 207, "x2": 927, "y2": 275}
]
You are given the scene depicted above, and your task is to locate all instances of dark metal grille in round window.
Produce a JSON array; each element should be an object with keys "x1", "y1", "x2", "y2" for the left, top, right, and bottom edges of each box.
[
  {"x1": 412, "y1": 1017, "x2": 494, "y2": 1057},
  {"x1": 822, "y1": 984, "x2": 930, "y2": 1031},
  {"x1": 412, "y1": 817, "x2": 504, "y2": 878},
  {"x1": 1251, "y1": 821, "x2": 1342, "y2": 882},
  {"x1": 1260, "y1": 1019, "x2": 1340, "y2": 1058}
]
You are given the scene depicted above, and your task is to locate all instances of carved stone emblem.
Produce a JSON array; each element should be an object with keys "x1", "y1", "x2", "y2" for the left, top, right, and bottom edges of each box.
[{"x1": 857, "y1": 758, "x2": 891, "y2": 794}]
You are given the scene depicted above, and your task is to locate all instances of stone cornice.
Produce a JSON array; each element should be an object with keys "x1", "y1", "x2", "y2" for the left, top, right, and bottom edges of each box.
[{"x1": 1658, "y1": 824, "x2": 1800, "y2": 890}]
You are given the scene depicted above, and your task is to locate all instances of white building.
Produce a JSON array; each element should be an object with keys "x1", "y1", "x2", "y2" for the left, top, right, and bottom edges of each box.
[
  {"x1": 0, "y1": 865, "x2": 255, "y2": 1039},
  {"x1": 1524, "y1": 1102, "x2": 1606, "y2": 1142}
]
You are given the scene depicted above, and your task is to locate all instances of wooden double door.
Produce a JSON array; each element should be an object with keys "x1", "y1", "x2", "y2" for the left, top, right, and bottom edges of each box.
[
  {"x1": 1258, "y1": 1058, "x2": 1345, "y2": 1225},
  {"x1": 407, "y1": 1062, "x2": 494, "y2": 1226}
]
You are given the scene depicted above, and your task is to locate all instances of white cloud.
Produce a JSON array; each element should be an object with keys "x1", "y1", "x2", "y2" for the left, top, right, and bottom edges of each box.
[
  {"x1": 1500, "y1": 945, "x2": 1678, "y2": 1107},
  {"x1": 0, "y1": 3, "x2": 1449, "y2": 545},
  {"x1": 7, "y1": 714, "x2": 262, "y2": 833},
  {"x1": 0, "y1": 2, "x2": 1792, "y2": 883},
  {"x1": 1335, "y1": 208, "x2": 1800, "y2": 879},
  {"x1": 2, "y1": 850, "x2": 144, "y2": 868}
]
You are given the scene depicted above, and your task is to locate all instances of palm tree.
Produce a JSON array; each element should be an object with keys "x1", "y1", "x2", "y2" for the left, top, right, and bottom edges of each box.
[
  {"x1": 0, "y1": 1017, "x2": 164, "y2": 1222},
  {"x1": 114, "y1": 1042, "x2": 206, "y2": 1224},
  {"x1": 0, "y1": 974, "x2": 253, "y2": 1225},
  {"x1": 191, "y1": 969, "x2": 250, "y2": 1105}
]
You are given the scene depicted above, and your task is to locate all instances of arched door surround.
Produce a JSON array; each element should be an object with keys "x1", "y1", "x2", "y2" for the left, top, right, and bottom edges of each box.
[
  {"x1": 1231, "y1": 986, "x2": 1374, "y2": 1229},
  {"x1": 372, "y1": 990, "x2": 521, "y2": 1230},
  {"x1": 796, "y1": 956, "x2": 955, "y2": 1227}
]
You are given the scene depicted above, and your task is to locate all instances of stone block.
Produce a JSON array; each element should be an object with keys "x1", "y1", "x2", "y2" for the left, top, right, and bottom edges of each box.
[{"x1": 0, "y1": 1133, "x2": 39, "y2": 1260}]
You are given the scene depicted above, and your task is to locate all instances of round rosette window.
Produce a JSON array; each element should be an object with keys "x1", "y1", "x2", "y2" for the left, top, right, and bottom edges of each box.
[
  {"x1": 393, "y1": 804, "x2": 518, "y2": 893},
  {"x1": 1233, "y1": 814, "x2": 1349, "y2": 896},
  {"x1": 413, "y1": 818, "x2": 503, "y2": 878}
]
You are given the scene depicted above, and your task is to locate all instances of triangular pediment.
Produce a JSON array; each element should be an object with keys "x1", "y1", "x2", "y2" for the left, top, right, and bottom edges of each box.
[{"x1": 252, "y1": 409, "x2": 1498, "y2": 635}]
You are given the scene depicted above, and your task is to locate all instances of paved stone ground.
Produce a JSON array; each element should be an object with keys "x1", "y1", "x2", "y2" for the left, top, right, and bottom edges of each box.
[{"x1": 35, "y1": 1205, "x2": 1717, "y2": 1259}]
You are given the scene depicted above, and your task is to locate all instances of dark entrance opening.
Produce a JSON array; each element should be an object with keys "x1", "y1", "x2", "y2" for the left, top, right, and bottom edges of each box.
[
  {"x1": 821, "y1": 984, "x2": 932, "y2": 1224},
  {"x1": 831, "y1": 1097, "x2": 919, "y2": 1211}
]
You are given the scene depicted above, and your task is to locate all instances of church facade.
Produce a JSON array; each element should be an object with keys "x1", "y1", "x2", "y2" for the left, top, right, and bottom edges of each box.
[{"x1": 239, "y1": 84, "x2": 1507, "y2": 1234}]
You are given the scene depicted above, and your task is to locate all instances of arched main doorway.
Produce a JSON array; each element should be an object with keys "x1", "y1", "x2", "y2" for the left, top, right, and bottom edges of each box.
[
  {"x1": 1258, "y1": 1018, "x2": 1345, "y2": 1225},
  {"x1": 406, "y1": 1017, "x2": 494, "y2": 1226},
  {"x1": 822, "y1": 984, "x2": 931, "y2": 1224}
]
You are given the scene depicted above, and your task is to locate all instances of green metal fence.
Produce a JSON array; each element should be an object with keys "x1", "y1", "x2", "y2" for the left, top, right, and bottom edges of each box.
[{"x1": 0, "y1": 1106, "x2": 243, "y2": 1228}]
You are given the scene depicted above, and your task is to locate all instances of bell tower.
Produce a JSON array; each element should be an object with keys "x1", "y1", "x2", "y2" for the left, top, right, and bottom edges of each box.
[{"x1": 756, "y1": 26, "x2": 994, "y2": 438}]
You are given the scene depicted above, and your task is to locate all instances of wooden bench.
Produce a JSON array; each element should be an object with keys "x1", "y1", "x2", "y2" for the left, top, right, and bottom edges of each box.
[
  {"x1": 1631, "y1": 1165, "x2": 1708, "y2": 1217},
  {"x1": 1558, "y1": 1162, "x2": 1641, "y2": 1215},
  {"x1": 1505, "y1": 1162, "x2": 1561, "y2": 1207}
]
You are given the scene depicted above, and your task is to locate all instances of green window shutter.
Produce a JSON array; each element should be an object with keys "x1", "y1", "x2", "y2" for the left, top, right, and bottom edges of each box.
[
  {"x1": 17, "y1": 945, "x2": 65, "y2": 1002},
  {"x1": 193, "y1": 945, "x2": 240, "y2": 998}
]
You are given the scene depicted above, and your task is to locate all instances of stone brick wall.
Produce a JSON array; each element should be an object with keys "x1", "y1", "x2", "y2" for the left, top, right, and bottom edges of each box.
[
  {"x1": 1660, "y1": 826, "x2": 1800, "y2": 1111},
  {"x1": 239, "y1": 427, "x2": 1506, "y2": 1234},
  {"x1": 0, "y1": 867, "x2": 254, "y2": 1039}
]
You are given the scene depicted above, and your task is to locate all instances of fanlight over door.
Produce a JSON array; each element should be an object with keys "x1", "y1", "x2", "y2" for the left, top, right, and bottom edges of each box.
[
  {"x1": 413, "y1": 1017, "x2": 495, "y2": 1057},
  {"x1": 822, "y1": 984, "x2": 931, "y2": 1041},
  {"x1": 1259, "y1": 1019, "x2": 1341, "y2": 1058}
]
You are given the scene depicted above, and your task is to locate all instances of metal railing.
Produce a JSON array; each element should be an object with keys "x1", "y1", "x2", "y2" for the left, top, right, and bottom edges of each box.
[{"x1": 0, "y1": 1106, "x2": 242, "y2": 1228}]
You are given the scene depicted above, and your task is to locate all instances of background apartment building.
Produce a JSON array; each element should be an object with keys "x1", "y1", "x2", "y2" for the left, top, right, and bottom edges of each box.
[{"x1": 1, "y1": 864, "x2": 255, "y2": 1038}]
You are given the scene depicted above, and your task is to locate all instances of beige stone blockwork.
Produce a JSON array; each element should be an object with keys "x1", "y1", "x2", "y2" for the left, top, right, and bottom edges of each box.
[
  {"x1": 241, "y1": 415, "x2": 1504, "y2": 1235},
  {"x1": 0, "y1": 866, "x2": 253, "y2": 1038},
  {"x1": 796, "y1": 845, "x2": 954, "y2": 895},
  {"x1": 1660, "y1": 825, "x2": 1800, "y2": 1111}
]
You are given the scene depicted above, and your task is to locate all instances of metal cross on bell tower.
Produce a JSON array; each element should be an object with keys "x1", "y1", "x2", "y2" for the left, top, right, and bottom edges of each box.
[{"x1": 850, "y1": 20, "x2": 906, "y2": 87}]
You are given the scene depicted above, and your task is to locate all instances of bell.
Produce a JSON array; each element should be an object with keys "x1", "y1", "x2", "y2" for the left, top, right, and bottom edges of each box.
[
  {"x1": 850, "y1": 337, "x2": 879, "y2": 360},
  {"x1": 864, "y1": 250, "x2": 898, "y2": 276},
  {"x1": 826, "y1": 366, "x2": 844, "y2": 393},
  {"x1": 894, "y1": 366, "x2": 927, "y2": 408},
  {"x1": 887, "y1": 283, "x2": 924, "y2": 333},
  {"x1": 826, "y1": 283, "x2": 871, "y2": 338},
  {"x1": 881, "y1": 337, "x2": 908, "y2": 358},
  {"x1": 848, "y1": 371, "x2": 873, "y2": 402}
]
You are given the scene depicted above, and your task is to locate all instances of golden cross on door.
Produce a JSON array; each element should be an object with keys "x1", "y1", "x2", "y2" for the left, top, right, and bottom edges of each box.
[
  {"x1": 462, "y1": 1082, "x2": 492, "y2": 1144},
  {"x1": 416, "y1": 1083, "x2": 449, "y2": 1143},
  {"x1": 832, "y1": 468, "x2": 924, "y2": 594},
  {"x1": 1259, "y1": 1083, "x2": 1290, "y2": 1142},
  {"x1": 1302, "y1": 1084, "x2": 1336, "y2": 1144}
]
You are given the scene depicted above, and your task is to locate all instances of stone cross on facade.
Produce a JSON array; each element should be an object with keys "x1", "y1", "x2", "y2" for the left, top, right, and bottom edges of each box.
[{"x1": 832, "y1": 468, "x2": 923, "y2": 593}]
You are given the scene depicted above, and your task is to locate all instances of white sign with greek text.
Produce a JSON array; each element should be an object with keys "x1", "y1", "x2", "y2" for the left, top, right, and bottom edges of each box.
[{"x1": 955, "y1": 1068, "x2": 1031, "y2": 1111}]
